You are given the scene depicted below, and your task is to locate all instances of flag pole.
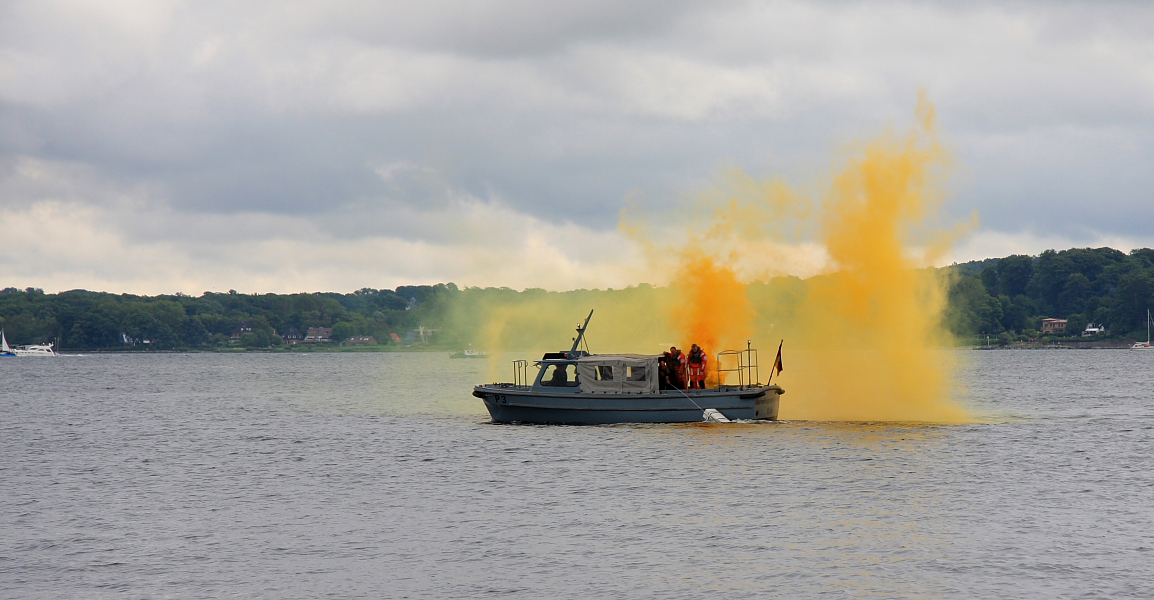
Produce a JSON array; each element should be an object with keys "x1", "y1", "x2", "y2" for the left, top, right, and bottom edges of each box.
[{"x1": 767, "y1": 340, "x2": 783, "y2": 385}]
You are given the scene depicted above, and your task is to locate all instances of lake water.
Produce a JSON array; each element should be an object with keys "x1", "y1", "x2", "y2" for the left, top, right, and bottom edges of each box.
[{"x1": 2, "y1": 350, "x2": 1152, "y2": 599}]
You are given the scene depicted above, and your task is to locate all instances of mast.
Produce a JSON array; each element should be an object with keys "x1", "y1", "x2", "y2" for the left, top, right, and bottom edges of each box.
[{"x1": 570, "y1": 310, "x2": 594, "y2": 353}]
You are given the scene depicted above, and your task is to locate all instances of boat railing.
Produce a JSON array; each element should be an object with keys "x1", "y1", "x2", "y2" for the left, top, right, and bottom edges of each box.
[
  {"x1": 512, "y1": 359, "x2": 530, "y2": 388},
  {"x1": 716, "y1": 341, "x2": 759, "y2": 389}
]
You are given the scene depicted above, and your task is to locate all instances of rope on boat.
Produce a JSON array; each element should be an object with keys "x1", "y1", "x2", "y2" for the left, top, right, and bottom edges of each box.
[{"x1": 669, "y1": 386, "x2": 730, "y2": 423}]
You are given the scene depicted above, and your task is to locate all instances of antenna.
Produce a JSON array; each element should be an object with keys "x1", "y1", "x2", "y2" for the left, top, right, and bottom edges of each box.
[{"x1": 569, "y1": 310, "x2": 594, "y2": 353}]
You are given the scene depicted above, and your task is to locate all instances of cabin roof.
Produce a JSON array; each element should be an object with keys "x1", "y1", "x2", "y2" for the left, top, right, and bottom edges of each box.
[{"x1": 576, "y1": 354, "x2": 659, "y2": 363}]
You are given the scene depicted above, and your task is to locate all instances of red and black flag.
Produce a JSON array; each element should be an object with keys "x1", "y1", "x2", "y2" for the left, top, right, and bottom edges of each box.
[{"x1": 769, "y1": 340, "x2": 784, "y2": 382}]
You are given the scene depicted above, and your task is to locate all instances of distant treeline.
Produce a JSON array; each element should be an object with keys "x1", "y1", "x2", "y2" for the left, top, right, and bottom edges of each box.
[
  {"x1": 2, "y1": 247, "x2": 1152, "y2": 349},
  {"x1": 0, "y1": 285, "x2": 460, "y2": 350}
]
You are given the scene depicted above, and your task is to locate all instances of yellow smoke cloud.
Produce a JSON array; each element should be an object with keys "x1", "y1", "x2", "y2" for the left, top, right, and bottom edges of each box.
[
  {"x1": 783, "y1": 95, "x2": 970, "y2": 422},
  {"x1": 464, "y1": 95, "x2": 973, "y2": 422}
]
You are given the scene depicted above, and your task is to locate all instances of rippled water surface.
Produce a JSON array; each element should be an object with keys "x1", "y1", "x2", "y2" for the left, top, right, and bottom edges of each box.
[{"x1": 2, "y1": 350, "x2": 1153, "y2": 599}]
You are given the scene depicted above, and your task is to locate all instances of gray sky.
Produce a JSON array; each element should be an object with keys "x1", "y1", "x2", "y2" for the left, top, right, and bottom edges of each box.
[{"x1": 2, "y1": 0, "x2": 1152, "y2": 293}]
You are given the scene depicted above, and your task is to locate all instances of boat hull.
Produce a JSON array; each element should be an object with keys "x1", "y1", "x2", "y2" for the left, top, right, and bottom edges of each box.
[
  {"x1": 474, "y1": 385, "x2": 782, "y2": 424},
  {"x1": 11, "y1": 349, "x2": 57, "y2": 357}
]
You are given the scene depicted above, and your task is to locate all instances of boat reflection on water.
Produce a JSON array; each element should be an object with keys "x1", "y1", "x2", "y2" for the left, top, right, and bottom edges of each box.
[{"x1": 473, "y1": 310, "x2": 784, "y2": 424}]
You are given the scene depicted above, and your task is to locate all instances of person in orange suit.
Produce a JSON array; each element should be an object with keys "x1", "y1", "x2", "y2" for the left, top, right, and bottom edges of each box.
[{"x1": 686, "y1": 343, "x2": 708, "y2": 389}]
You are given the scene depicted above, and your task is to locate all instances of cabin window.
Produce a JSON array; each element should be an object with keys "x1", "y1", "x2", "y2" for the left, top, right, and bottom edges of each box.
[
  {"x1": 595, "y1": 365, "x2": 614, "y2": 381},
  {"x1": 540, "y1": 364, "x2": 578, "y2": 387},
  {"x1": 626, "y1": 366, "x2": 647, "y2": 381}
]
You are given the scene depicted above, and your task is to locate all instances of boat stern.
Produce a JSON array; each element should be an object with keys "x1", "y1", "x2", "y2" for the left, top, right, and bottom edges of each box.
[{"x1": 753, "y1": 385, "x2": 784, "y2": 420}]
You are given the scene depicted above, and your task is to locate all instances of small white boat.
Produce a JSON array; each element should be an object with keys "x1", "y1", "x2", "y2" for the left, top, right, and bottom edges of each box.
[
  {"x1": 12, "y1": 340, "x2": 58, "y2": 357},
  {"x1": 0, "y1": 330, "x2": 15, "y2": 357},
  {"x1": 450, "y1": 349, "x2": 488, "y2": 359},
  {"x1": 1132, "y1": 309, "x2": 1152, "y2": 349}
]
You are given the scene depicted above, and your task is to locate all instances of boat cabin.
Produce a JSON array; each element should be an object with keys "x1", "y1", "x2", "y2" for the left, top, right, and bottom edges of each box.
[{"x1": 534, "y1": 353, "x2": 660, "y2": 394}]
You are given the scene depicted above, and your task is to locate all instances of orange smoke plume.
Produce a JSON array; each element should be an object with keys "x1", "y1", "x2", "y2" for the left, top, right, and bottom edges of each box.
[
  {"x1": 669, "y1": 254, "x2": 752, "y2": 385},
  {"x1": 472, "y1": 94, "x2": 973, "y2": 423},
  {"x1": 658, "y1": 94, "x2": 971, "y2": 421}
]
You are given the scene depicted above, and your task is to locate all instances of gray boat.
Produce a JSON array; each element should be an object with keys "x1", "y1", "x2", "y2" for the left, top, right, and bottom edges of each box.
[{"x1": 473, "y1": 311, "x2": 784, "y2": 424}]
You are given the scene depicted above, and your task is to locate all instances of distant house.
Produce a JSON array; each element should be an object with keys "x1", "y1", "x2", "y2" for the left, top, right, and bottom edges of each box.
[
  {"x1": 230, "y1": 321, "x2": 254, "y2": 344},
  {"x1": 1082, "y1": 323, "x2": 1106, "y2": 337},
  {"x1": 282, "y1": 327, "x2": 303, "y2": 345},
  {"x1": 343, "y1": 335, "x2": 378, "y2": 346},
  {"x1": 1041, "y1": 318, "x2": 1068, "y2": 334},
  {"x1": 303, "y1": 327, "x2": 333, "y2": 343}
]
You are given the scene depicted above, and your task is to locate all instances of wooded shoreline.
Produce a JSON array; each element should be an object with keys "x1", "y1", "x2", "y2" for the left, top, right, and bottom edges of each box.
[{"x1": 3, "y1": 246, "x2": 1152, "y2": 350}]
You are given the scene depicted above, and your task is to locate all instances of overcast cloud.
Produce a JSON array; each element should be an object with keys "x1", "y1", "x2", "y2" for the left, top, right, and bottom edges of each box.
[{"x1": 2, "y1": 0, "x2": 1152, "y2": 293}]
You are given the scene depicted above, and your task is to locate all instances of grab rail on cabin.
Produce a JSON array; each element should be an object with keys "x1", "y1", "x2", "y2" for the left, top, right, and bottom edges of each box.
[
  {"x1": 512, "y1": 359, "x2": 529, "y2": 388},
  {"x1": 716, "y1": 341, "x2": 759, "y2": 389}
]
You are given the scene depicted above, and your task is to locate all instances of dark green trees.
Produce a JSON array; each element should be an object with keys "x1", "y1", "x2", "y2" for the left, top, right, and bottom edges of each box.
[
  {"x1": 948, "y1": 247, "x2": 1153, "y2": 338},
  {"x1": 0, "y1": 285, "x2": 455, "y2": 349}
]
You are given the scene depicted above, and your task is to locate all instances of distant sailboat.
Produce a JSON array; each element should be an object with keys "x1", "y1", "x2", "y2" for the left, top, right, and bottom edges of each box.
[
  {"x1": 1131, "y1": 309, "x2": 1152, "y2": 349},
  {"x1": 0, "y1": 330, "x2": 15, "y2": 357}
]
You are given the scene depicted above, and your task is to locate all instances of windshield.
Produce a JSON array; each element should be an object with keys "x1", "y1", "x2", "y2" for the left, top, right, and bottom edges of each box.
[{"x1": 540, "y1": 363, "x2": 579, "y2": 387}]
